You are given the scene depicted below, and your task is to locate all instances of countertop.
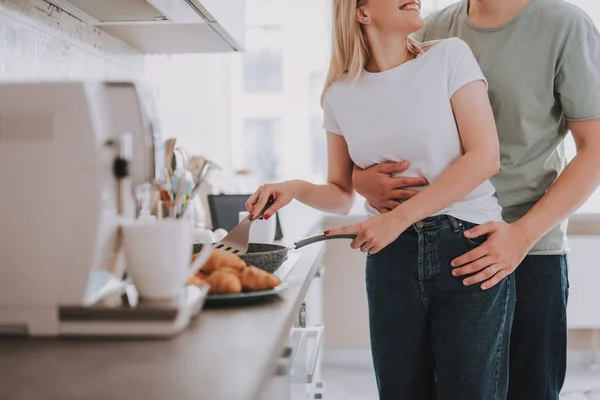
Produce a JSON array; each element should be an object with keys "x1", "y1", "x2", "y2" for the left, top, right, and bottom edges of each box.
[{"x1": 0, "y1": 203, "x2": 326, "y2": 400}]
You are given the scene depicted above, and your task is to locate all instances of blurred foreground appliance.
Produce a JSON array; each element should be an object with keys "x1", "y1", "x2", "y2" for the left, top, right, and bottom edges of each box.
[{"x1": 0, "y1": 82, "x2": 206, "y2": 337}]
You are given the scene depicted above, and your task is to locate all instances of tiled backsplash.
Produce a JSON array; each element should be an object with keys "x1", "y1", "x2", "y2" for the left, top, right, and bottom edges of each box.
[
  {"x1": 0, "y1": 0, "x2": 138, "y2": 81},
  {"x1": 0, "y1": 0, "x2": 233, "y2": 168}
]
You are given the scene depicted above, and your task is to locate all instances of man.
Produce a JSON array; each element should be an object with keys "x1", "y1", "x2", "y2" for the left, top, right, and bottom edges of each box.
[{"x1": 352, "y1": 0, "x2": 600, "y2": 398}]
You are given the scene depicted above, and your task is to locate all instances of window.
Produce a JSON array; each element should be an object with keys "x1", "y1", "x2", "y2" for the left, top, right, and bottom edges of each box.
[
  {"x1": 230, "y1": 0, "x2": 332, "y2": 184},
  {"x1": 310, "y1": 115, "x2": 327, "y2": 178},
  {"x1": 242, "y1": 119, "x2": 280, "y2": 181},
  {"x1": 308, "y1": 72, "x2": 328, "y2": 181},
  {"x1": 242, "y1": 27, "x2": 283, "y2": 93}
]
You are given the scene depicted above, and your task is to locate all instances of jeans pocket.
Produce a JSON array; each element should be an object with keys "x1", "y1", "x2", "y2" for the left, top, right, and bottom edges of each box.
[
  {"x1": 456, "y1": 220, "x2": 487, "y2": 247},
  {"x1": 464, "y1": 234, "x2": 487, "y2": 247}
]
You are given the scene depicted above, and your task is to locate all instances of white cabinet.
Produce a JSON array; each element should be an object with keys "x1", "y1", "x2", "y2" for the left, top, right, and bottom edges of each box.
[
  {"x1": 187, "y1": 0, "x2": 246, "y2": 52},
  {"x1": 566, "y1": 235, "x2": 600, "y2": 329},
  {"x1": 261, "y1": 266, "x2": 326, "y2": 400},
  {"x1": 48, "y1": 0, "x2": 245, "y2": 53}
]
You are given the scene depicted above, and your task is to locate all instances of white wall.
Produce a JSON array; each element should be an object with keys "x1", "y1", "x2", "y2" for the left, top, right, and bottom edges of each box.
[{"x1": 0, "y1": 0, "x2": 233, "y2": 169}]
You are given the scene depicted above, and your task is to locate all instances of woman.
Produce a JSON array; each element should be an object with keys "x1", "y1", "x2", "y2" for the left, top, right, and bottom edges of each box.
[{"x1": 247, "y1": 0, "x2": 515, "y2": 398}]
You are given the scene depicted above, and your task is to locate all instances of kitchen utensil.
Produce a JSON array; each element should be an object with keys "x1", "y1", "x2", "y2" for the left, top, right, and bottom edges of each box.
[
  {"x1": 212, "y1": 200, "x2": 274, "y2": 255},
  {"x1": 180, "y1": 159, "x2": 212, "y2": 217},
  {"x1": 194, "y1": 234, "x2": 356, "y2": 274},
  {"x1": 164, "y1": 138, "x2": 177, "y2": 179},
  {"x1": 169, "y1": 148, "x2": 187, "y2": 176},
  {"x1": 187, "y1": 155, "x2": 205, "y2": 182},
  {"x1": 193, "y1": 161, "x2": 212, "y2": 192},
  {"x1": 123, "y1": 219, "x2": 213, "y2": 300},
  {"x1": 178, "y1": 147, "x2": 189, "y2": 171},
  {"x1": 165, "y1": 138, "x2": 177, "y2": 153},
  {"x1": 203, "y1": 282, "x2": 289, "y2": 306},
  {"x1": 239, "y1": 211, "x2": 276, "y2": 244},
  {"x1": 164, "y1": 147, "x2": 190, "y2": 218},
  {"x1": 171, "y1": 170, "x2": 194, "y2": 218}
]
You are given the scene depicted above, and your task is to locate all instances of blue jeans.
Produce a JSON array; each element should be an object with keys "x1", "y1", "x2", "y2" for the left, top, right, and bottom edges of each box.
[
  {"x1": 508, "y1": 254, "x2": 569, "y2": 400},
  {"x1": 366, "y1": 215, "x2": 516, "y2": 400}
]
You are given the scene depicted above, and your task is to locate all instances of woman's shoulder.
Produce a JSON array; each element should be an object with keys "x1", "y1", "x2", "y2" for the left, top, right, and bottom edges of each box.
[{"x1": 324, "y1": 74, "x2": 353, "y2": 98}]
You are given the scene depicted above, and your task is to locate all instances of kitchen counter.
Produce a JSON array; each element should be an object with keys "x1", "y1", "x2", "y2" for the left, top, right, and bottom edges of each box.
[
  {"x1": 567, "y1": 213, "x2": 600, "y2": 235},
  {"x1": 0, "y1": 203, "x2": 326, "y2": 400}
]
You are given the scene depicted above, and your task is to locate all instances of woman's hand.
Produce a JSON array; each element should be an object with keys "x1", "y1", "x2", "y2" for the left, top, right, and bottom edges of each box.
[
  {"x1": 324, "y1": 213, "x2": 408, "y2": 254},
  {"x1": 245, "y1": 180, "x2": 302, "y2": 220}
]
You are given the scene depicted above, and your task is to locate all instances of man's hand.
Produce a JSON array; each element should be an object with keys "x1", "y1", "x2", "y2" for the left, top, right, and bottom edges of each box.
[
  {"x1": 451, "y1": 221, "x2": 537, "y2": 290},
  {"x1": 352, "y1": 161, "x2": 428, "y2": 213}
]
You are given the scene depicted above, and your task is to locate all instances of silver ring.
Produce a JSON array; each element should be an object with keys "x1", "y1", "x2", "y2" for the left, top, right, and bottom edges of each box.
[
  {"x1": 360, "y1": 245, "x2": 370, "y2": 252},
  {"x1": 489, "y1": 265, "x2": 497, "y2": 274}
]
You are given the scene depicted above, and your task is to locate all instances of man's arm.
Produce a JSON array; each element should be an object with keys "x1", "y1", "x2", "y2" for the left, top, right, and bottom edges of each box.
[
  {"x1": 452, "y1": 118, "x2": 600, "y2": 289},
  {"x1": 515, "y1": 119, "x2": 600, "y2": 241},
  {"x1": 452, "y1": 16, "x2": 600, "y2": 289},
  {"x1": 352, "y1": 162, "x2": 428, "y2": 213}
]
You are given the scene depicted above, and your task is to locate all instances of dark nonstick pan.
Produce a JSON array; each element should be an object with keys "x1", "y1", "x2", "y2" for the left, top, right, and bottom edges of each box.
[{"x1": 193, "y1": 234, "x2": 356, "y2": 274}]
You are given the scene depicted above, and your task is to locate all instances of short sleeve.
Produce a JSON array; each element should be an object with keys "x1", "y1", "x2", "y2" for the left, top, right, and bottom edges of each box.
[
  {"x1": 555, "y1": 27, "x2": 600, "y2": 121},
  {"x1": 445, "y1": 38, "x2": 487, "y2": 98},
  {"x1": 322, "y1": 95, "x2": 342, "y2": 135}
]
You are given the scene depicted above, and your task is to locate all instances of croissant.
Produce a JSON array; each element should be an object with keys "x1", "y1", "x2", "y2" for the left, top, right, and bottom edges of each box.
[
  {"x1": 207, "y1": 269, "x2": 243, "y2": 294},
  {"x1": 240, "y1": 266, "x2": 281, "y2": 291},
  {"x1": 187, "y1": 274, "x2": 209, "y2": 287},
  {"x1": 199, "y1": 248, "x2": 247, "y2": 274}
]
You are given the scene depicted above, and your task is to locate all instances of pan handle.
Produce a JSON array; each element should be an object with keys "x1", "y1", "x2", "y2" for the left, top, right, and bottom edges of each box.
[{"x1": 293, "y1": 234, "x2": 357, "y2": 250}]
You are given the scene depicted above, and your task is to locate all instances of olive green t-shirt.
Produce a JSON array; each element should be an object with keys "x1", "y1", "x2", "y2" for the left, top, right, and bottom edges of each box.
[{"x1": 416, "y1": 0, "x2": 600, "y2": 254}]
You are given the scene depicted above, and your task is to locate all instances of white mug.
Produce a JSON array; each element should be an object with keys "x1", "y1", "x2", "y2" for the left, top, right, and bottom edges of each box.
[
  {"x1": 123, "y1": 219, "x2": 213, "y2": 300},
  {"x1": 239, "y1": 211, "x2": 276, "y2": 244}
]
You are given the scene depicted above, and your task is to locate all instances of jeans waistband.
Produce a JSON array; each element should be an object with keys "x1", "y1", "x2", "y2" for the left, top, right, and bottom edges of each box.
[{"x1": 407, "y1": 215, "x2": 463, "y2": 233}]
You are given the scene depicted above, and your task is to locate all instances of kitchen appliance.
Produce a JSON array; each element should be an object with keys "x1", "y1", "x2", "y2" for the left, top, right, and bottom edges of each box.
[{"x1": 0, "y1": 81, "x2": 206, "y2": 337}]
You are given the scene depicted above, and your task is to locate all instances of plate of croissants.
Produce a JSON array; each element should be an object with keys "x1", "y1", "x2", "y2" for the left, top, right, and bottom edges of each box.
[{"x1": 187, "y1": 248, "x2": 286, "y2": 305}]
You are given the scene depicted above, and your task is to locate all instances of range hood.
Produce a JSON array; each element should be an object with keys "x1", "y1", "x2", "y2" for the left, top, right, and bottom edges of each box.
[{"x1": 49, "y1": 0, "x2": 245, "y2": 53}]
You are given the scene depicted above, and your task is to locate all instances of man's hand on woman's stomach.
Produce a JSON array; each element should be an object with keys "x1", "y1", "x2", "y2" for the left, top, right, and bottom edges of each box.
[{"x1": 352, "y1": 161, "x2": 429, "y2": 213}]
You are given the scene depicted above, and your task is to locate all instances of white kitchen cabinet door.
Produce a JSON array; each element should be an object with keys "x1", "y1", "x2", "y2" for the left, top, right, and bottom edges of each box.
[
  {"x1": 187, "y1": 0, "x2": 246, "y2": 50},
  {"x1": 566, "y1": 235, "x2": 600, "y2": 329},
  {"x1": 48, "y1": 0, "x2": 245, "y2": 53}
]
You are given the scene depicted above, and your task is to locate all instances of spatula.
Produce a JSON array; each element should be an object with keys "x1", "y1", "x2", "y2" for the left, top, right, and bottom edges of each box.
[{"x1": 213, "y1": 200, "x2": 274, "y2": 255}]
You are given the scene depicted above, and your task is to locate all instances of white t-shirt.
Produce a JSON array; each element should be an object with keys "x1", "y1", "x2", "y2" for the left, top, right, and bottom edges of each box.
[{"x1": 323, "y1": 38, "x2": 502, "y2": 224}]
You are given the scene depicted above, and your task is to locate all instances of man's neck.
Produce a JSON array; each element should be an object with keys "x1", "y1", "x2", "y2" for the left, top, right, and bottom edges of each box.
[{"x1": 468, "y1": 0, "x2": 532, "y2": 27}]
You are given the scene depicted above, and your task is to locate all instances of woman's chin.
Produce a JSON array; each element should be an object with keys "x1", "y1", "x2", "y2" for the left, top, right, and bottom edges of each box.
[{"x1": 406, "y1": 17, "x2": 425, "y2": 34}]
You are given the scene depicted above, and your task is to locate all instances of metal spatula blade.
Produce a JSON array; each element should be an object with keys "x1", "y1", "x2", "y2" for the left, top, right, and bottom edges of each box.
[
  {"x1": 213, "y1": 215, "x2": 253, "y2": 255},
  {"x1": 213, "y1": 199, "x2": 273, "y2": 255}
]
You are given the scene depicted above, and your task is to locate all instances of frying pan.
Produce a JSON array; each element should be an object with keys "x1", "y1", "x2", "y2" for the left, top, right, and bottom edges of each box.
[{"x1": 193, "y1": 234, "x2": 356, "y2": 273}]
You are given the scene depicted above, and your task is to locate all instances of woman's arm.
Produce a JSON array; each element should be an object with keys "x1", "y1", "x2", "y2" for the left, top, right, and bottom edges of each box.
[
  {"x1": 246, "y1": 132, "x2": 355, "y2": 218},
  {"x1": 326, "y1": 79, "x2": 500, "y2": 253},
  {"x1": 389, "y1": 79, "x2": 500, "y2": 226}
]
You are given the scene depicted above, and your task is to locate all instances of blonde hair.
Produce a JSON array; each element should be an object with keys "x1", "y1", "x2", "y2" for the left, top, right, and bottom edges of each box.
[{"x1": 321, "y1": 0, "x2": 437, "y2": 104}]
